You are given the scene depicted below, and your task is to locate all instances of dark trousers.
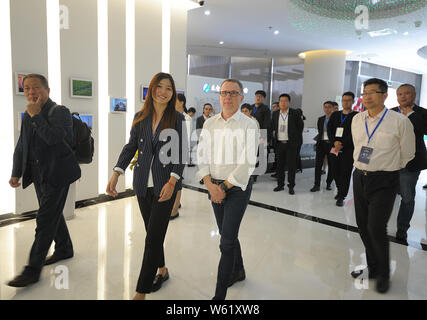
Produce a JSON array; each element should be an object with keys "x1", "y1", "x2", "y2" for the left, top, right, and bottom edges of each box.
[
  {"x1": 397, "y1": 168, "x2": 420, "y2": 232},
  {"x1": 211, "y1": 180, "x2": 253, "y2": 300},
  {"x1": 314, "y1": 141, "x2": 334, "y2": 187},
  {"x1": 331, "y1": 151, "x2": 354, "y2": 199},
  {"x1": 276, "y1": 141, "x2": 297, "y2": 188},
  {"x1": 24, "y1": 165, "x2": 73, "y2": 277},
  {"x1": 136, "y1": 187, "x2": 177, "y2": 293},
  {"x1": 353, "y1": 169, "x2": 399, "y2": 279}
]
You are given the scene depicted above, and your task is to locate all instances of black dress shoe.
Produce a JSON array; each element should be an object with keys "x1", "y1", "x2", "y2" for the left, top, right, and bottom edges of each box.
[
  {"x1": 376, "y1": 277, "x2": 390, "y2": 293},
  {"x1": 334, "y1": 194, "x2": 340, "y2": 200},
  {"x1": 152, "y1": 269, "x2": 169, "y2": 292},
  {"x1": 45, "y1": 253, "x2": 73, "y2": 266},
  {"x1": 326, "y1": 184, "x2": 332, "y2": 190},
  {"x1": 289, "y1": 188, "x2": 295, "y2": 195},
  {"x1": 336, "y1": 198, "x2": 344, "y2": 207},
  {"x1": 274, "y1": 186, "x2": 284, "y2": 192},
  {"x1": 7, "y1": 273, "x2": 39, "y2": 287},
  {"x1": 321, "y1": 170, "x2": 326, "y2": 175},
  {"x1": 423, "y1": 184, "x2": 427, "y2": 189},
  {"x1": 199, "y1": 179, "x2": 204, "y2": 185},
  {"x1": 228, "y1": 268, "x2": 246, "y2": 288},
  {"x1": 310, "y1": 186, "x2": 320, "y2": 192},
  {"x1": 170, "y1": 212, "x2": 180, "y2": 220},
  {"x1": 271, "y1": 173, "x2": 277, "y2": 178},
  {"x1": 351, "y1": 268, "x2": 377, "y2": 279}
]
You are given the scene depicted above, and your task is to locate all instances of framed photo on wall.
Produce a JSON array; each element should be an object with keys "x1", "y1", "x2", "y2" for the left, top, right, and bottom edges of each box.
[
  {"x1": 15, "y1": 72, "x2": 29, "y2": 95},
  {"x1": 110, "y1": 97, "x2": 127, "y2": 113},
  {"x1": 70, "y1": 78, "x2": 93, "y2": 98},
  {"x1": 141, "y1": 85, "x2": 149, "y2": 102}
]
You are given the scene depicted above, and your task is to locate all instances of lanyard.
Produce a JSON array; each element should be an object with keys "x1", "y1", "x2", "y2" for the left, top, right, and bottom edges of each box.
[
  {"x1": 365, "y1": 109, "x2": 388, "y2": 144},
  {"x1": 253, "y1": 106, "x2": 258, "y2": 115},
  {"x1": 397, "y1": 107, "x2": 401, "y2": 113},
  {"x1": 340, "y1": 112, "x2": 350, "y2": 125},
  {"x1": 280, "y1": 111, "x2": 288, "y2": 123}
]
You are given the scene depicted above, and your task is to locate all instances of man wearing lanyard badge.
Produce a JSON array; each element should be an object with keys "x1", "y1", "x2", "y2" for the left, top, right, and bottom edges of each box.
[
  {"x1": 350, "y1": 78, "x2": 415, "y2": 294},
  {"x1": 327, "y1": 92, "x2": 357, "y2": 207},
  {"x1": 272, "y1": 93, "x2": 304, "y2": 194}
]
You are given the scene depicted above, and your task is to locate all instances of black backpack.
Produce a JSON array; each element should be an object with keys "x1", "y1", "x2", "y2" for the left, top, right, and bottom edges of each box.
[
  {"x1": 71, "y1": 112, "x2": 94, "y2": 164},
  {"x1": 48, "y1": 105, "x2": 94, "y2": 164}
]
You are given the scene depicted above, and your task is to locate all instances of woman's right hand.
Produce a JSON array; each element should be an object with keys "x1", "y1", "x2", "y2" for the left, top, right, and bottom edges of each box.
[{"x1": 106, "y1": 172, "x2": 120, "y2": 197}]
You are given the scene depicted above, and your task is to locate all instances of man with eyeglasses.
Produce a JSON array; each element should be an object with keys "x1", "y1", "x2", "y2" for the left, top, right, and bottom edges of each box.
[
  {"x1": 391, "y1": 84, "x2": 427, "y2": 242},
  {"x1": 350, "y1": 78, "x2": 415, "y2": 294},
  {"x1": 327, "y1": 92, "x2": 357, "y2": 207},
  {"x1": 196, "y1": 79, "x2": 259, "y2": 300}
]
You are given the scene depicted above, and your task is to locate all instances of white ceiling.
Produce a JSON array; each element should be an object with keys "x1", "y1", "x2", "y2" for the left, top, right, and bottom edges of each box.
[{"x1": 187, "y1": 0, "x2": 427, "y2": 74}]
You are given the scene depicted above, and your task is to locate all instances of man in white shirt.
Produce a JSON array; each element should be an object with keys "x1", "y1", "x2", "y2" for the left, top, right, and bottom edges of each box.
[
  {"x1": 196, "y1": 79, "x2": 259, "y2": 300},
  {"x1": 350, "y1": 78, "x2": 415, "y2": 294}
]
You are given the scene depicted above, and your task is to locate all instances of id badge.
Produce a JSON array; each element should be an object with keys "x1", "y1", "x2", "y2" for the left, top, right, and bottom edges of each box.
[
  {"x1": 335, "y1": 127, "x2": 344, "y2": 137},
  {"x1": 280, "y1": 124, "x2": 286, "y2": 132},
  {"x1": 357, "y1": 146, "x2": 374, "y2": 164}
]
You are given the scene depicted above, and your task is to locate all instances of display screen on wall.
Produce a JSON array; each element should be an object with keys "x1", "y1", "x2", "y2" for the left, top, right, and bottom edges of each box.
[
  {"x1": 15, "y1": 72, "x2": 28, "y2": 95},
  {"x1": 110, "y1": 97, "x2": 127, "y2": 113},
  {"x1": 74, "y1": 114, "x2": 93, "y2": 129},
  {"x1": 141, "y1": 86, "x2": 149, "y2": 102},
  {"x1": 70, "y1": 78, "x2": 93, "y2": 98}
]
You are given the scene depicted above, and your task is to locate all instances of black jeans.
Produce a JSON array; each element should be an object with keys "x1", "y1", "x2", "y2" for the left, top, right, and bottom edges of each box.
[
  {"x1": 210, "y1": 180, "x2": 253, "y2": 300},
  {"x1": 136, "y1": 188, "x2": 177, "y2": 293},
  {"x1": 23, "y1": 165, "x2": 73, "y2": 277},
  {"x1": 276, "y1": 142, "x2": 297, "y2": 188},
  {"x1": 353, "y1": 169, "x2": 399, "y2": 279},
  {"x1": 314, "y1": 141, "x2": 334, "y2": 187}
]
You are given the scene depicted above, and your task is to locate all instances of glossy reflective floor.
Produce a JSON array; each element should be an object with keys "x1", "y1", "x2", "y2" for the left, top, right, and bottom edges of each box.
[{"x1": 0, "y1": 167, "x2": 426, "y2": 300}]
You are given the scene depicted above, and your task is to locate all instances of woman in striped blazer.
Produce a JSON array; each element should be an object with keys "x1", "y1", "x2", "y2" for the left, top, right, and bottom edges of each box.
[{"x1": 106, "y1": 72, "x2": 187, "y2": 300}]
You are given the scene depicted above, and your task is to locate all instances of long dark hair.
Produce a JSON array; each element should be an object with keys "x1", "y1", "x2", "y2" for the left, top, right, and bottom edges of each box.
[{"x1": 132, "y1": 72, "x2": 177, "y2": 130}]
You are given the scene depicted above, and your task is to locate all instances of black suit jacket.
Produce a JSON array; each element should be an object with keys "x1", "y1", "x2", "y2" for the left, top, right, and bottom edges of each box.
[
  {"x1": 392, "y1": 105, "x2": 427, "y2": 171},
  {"x1": 115, "y1": 111, "x2": 187, "y2": 198},
  {"x1": 314, "y1": 115, "x2": 331, "y2": 147},
  {"x1": 196, "y1": 115, "x2": 206, "y2": 130},
  {"x1": 272, "y1": 108, "x2": 304, "y2": 148},
  {"x1": 251, "y1": 103, "x2": 272, "y2": 143},
  {"x1": 327, "y1": 110, "x2": 357, "y2": 154},
  {"x1": 12, "y1": 98, "x2": 81, "y2": 188}
]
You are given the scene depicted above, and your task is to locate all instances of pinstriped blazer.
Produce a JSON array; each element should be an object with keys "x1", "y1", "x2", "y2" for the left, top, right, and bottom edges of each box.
[{"x1": 115, "y1": 111, "x2": 187, "y2": 198}]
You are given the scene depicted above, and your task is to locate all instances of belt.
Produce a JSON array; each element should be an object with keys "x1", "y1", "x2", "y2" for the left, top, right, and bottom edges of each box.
[
  {"x1": 279, "y1": 140, "x2": 288, "y2": 143},
  {"x1": 355, "y1": 168, "x2": 399, "y2": 176},
  {"x1": 211, "y1": 178, "x2": 225, "y2": 185}
]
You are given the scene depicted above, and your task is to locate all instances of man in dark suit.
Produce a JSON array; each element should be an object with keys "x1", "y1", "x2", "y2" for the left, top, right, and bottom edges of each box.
[
  {"x1": 272, "y1": 94, "x2": 304, "y2": 194},
  {"x1": 392, "y1": 84, "x2": 427, "y2": 241},
  {"x1": 196, "y1": 103, "x2": 212, "y2": 131},
  {"x1": 311, "y1": 101, "x2": 335, "y2": 192},
  {"x1": 251, "y1": 90, "x2": 272, "y2": 145},
  {"x1": 8, "y1": 74, "x2": 81, "y2": 287},
  {"x1": 327, "y1": 92, "x2": 357, "y2": 207}
]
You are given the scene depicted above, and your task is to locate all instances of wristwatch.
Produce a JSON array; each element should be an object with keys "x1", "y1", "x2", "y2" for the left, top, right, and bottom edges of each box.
[{"x1": 219, "y1": 182, "x2": 228, "y2": 192}]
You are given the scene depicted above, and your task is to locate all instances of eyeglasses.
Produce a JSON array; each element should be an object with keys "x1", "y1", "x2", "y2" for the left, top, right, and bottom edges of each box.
[
  {"x1": 361, "y1": 91, "x2": 385, "y2": 97},
  {"x1": 219, "y1": 91, "x2": 241, "y2": 97}
]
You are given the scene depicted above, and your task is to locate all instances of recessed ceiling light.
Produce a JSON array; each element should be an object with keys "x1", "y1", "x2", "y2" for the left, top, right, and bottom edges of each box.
[
  {"x1": 204, "y1": 10, "x2": 211, "y2": 15},
  {"x1": 274, "y1": 30, "x2": 279, "y2": 35},
  {"x1": 219, "y1": 41, "x2": 224, "y2": 45},
  {"x1": 403, "y1": 31, "x2": 409, "y2": 35}
]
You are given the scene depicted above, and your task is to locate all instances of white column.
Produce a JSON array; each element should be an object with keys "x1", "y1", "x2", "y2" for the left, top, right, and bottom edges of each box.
[
  {"x1": 420, "y1": 74, "x2": 427, "y2": 108},
  {"x1": 301, "y1": 50, "x2": 347, "y2": 128}
]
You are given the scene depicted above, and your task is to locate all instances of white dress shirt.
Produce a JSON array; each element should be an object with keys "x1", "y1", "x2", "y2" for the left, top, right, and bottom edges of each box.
[
  {"x1": 196, "y1": 110, "x2": 259, "y2": 191},
  {"x1": 277, "y1": 110, "x2": 289, "y2": 141},
  {"x1": 352, "y1": 107, "x2": 415, "y2": 172}
]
